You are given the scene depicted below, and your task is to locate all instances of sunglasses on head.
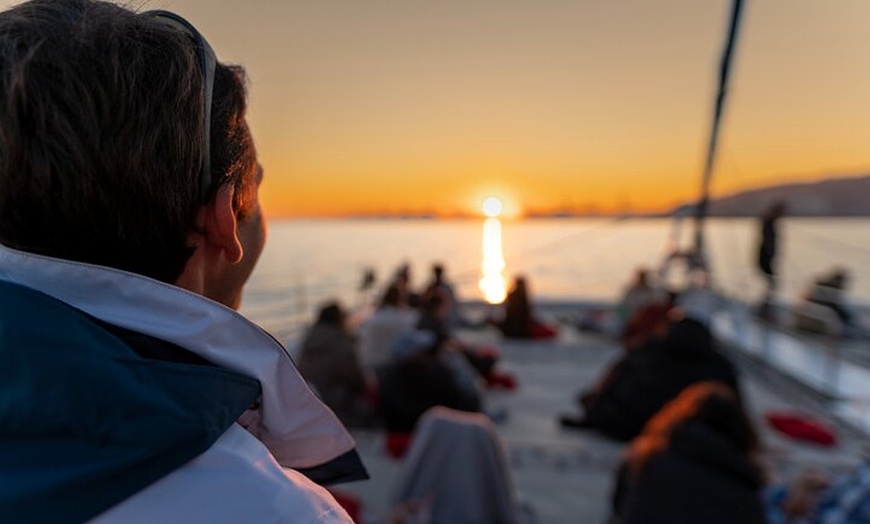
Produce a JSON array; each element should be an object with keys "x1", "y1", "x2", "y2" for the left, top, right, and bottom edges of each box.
[{"x1": 145, "y1": 10, "x2": 216, "y2": 204}]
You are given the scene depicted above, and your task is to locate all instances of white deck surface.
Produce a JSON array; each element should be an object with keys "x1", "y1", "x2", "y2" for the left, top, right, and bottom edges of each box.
[{"x1": 334, "y1": 320, "x2": 869, "y2": 524}]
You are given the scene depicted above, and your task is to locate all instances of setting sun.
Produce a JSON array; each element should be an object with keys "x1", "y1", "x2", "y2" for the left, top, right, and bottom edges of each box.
[{"x1": 482, "y1": 197, "x2": 503, "y2": 218}]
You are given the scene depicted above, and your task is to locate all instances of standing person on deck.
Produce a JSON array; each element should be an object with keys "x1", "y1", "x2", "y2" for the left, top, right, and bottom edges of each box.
[
  {"x1": 0, "y1": 1, "x2": 363, "y2": 522},
  {"x1": 757, "y1": 201, "x2": 786, "y2": 320}
]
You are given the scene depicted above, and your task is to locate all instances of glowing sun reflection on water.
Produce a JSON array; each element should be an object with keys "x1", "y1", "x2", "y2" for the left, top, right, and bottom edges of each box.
[{"x1": 479, "y1": 217, "x2": 507, "y2": 304}]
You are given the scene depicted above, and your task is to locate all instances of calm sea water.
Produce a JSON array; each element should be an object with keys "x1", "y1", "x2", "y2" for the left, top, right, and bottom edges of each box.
[{"x1": 240, "y1": 217, "x2": 870, "y2": 342}]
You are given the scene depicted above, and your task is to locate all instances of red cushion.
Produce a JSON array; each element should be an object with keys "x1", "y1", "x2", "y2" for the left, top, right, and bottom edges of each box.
[
  {"x1": 531, "y1": 323, "x2": 558, "y2": 339},
  {"x1": 765, "y1": 411, "x2": 837, "y2": 447},
  {"x1": 386, "y1": 431, "x2": 413, "y2": 459},
  {"x1": 328, "y1": 490, "x2": 362, "y2": 523},
  {"x1": 486, "y1": 371, "x2": 518, "y2": 390},
  {"x1": 364, "y1": 381, "x2": 379, "y2": 410},
  {"x1": 477, "y1": 345, "x2": 501, "y2": 358}
]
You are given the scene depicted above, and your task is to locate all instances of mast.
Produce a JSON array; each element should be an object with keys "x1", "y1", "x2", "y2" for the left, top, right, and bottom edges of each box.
[{"x1": 693, "y1": 0, "x2": 745, "y2": 270}]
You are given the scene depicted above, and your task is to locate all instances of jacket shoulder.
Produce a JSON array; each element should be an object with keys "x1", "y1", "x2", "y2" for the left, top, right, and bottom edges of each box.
[{"x1": 92, "y1": 424, "x2": 353, "y2": 524}]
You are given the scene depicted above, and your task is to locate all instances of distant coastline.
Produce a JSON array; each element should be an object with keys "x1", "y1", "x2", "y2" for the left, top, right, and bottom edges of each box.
[
  {"x1": 543, "y1": 173, "x2": 868, "y2": 219},
  {"x1": 270, "y1": 173, "x2": 870, "y2": 220},
  {"x1": 673, "y1": 173, "x2": 870, "y2": 218},
  {"x1": 529, "y1": 173, "x2": 870, "y2": 218}
]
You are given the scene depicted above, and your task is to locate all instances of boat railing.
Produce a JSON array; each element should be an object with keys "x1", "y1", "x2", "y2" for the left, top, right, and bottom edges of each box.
[
  {"x1": 715, "y1": 294, "x2": 870, "y2": 435},
  {"x1": 716, "y1": 293, "x2": 848, "y2": 399},
  {"x1": 766, "y1": 301, "x2": 845, "y2": 398},
  {"x1": 789, "y1": 301, "x2": 844, "y2": 337}
]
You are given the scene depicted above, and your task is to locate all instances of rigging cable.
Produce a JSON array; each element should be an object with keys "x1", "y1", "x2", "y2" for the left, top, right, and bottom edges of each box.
[{"x1": 693, "y1": 0, "x2": 745, "y2": 269}]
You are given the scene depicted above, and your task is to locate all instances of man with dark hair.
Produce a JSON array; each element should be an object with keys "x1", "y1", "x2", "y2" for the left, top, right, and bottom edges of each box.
[{"x1": 0, "y1": 0, "x2": 362, "y2": 521}]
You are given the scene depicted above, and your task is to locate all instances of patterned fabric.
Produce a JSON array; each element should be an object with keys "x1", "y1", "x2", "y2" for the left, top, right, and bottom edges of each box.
[{"x1": 764, "y1": 462, "x2": 870, "y2": 524}]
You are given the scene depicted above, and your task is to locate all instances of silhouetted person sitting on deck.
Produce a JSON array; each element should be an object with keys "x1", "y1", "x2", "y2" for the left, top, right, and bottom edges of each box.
[
  {"x1": 298, "y1": 302, "x2": 377, "y2": 428},
  {"x1": 378, "y1": 330, "x2": 482, "y2": 434},
  {"x1": 419, "y1": 291, "x2": 502, "y2": 381},
  {"x1": 393, "y1": 262, "x2": 421, "y2": 308},
  {"x1": 610, "y1": 382, "x2": 766, "y2": 524},
  {"x1": 795, "y1": 268, "x2": 854, "y2": 336},
  {"x1": 495, "y1": 276, "x2": 557, "y2": 339},
  {"x1": 561, "y1": 308, "x2": 740, "y2": 442},
  {"x1": 616, "y1": 268, "x2": 665, "y2": 332},
  {"x1": 357, "y1": 283, "x2": 418, "y2": 377},
  {"x1": 421, "y1": 262, "x2": 464, "y2": 329},
  {"x1": 618, "y1": 291, "x2": 677, "y2": 352}
]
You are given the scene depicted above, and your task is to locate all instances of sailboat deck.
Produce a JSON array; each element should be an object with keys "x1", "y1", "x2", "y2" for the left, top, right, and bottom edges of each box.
[{"x1": 336, "y1": 320, "x2": 869, "y2": 524}]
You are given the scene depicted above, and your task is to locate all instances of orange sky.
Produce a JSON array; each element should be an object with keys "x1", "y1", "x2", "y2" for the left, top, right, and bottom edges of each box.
[{"x1": 5, "y1": 0, "x2": 867, "y2": 217}]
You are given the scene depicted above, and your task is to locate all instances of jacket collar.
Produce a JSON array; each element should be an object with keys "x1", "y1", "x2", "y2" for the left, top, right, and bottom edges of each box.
[{"x1": 0, "y1": 244, "x2": 357, "y2": 471}]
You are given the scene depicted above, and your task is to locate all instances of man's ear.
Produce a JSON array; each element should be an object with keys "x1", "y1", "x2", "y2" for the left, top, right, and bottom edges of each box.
[{"x1": 204, "y1": 184, "x2": 243, "y2": 263}]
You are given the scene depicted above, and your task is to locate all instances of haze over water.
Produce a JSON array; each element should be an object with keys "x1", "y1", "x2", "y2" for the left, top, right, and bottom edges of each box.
[{"x1": 241, "y1": 217, "x2": 870, "y2": 342}]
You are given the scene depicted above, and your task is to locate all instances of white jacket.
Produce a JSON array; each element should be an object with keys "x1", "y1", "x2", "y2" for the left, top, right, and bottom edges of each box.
[{"x1": 0, "y1": 244, "x2": 355, "y2": 523}]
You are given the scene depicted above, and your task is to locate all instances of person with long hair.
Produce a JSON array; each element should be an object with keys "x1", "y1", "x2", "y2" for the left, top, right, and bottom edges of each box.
[{"x1": 610, "y1": 381, "x2": 766, "y2": 524}]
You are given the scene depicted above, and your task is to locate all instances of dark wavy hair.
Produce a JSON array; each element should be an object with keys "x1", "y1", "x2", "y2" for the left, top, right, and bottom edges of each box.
[{"x1": 0, "y1": 0, "x2": 257, "y2": 282}]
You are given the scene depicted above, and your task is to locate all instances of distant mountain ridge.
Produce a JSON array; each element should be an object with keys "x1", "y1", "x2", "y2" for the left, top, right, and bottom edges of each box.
[{"x1": 679, "y1": 174, "x2": 870, "y2": 217}]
